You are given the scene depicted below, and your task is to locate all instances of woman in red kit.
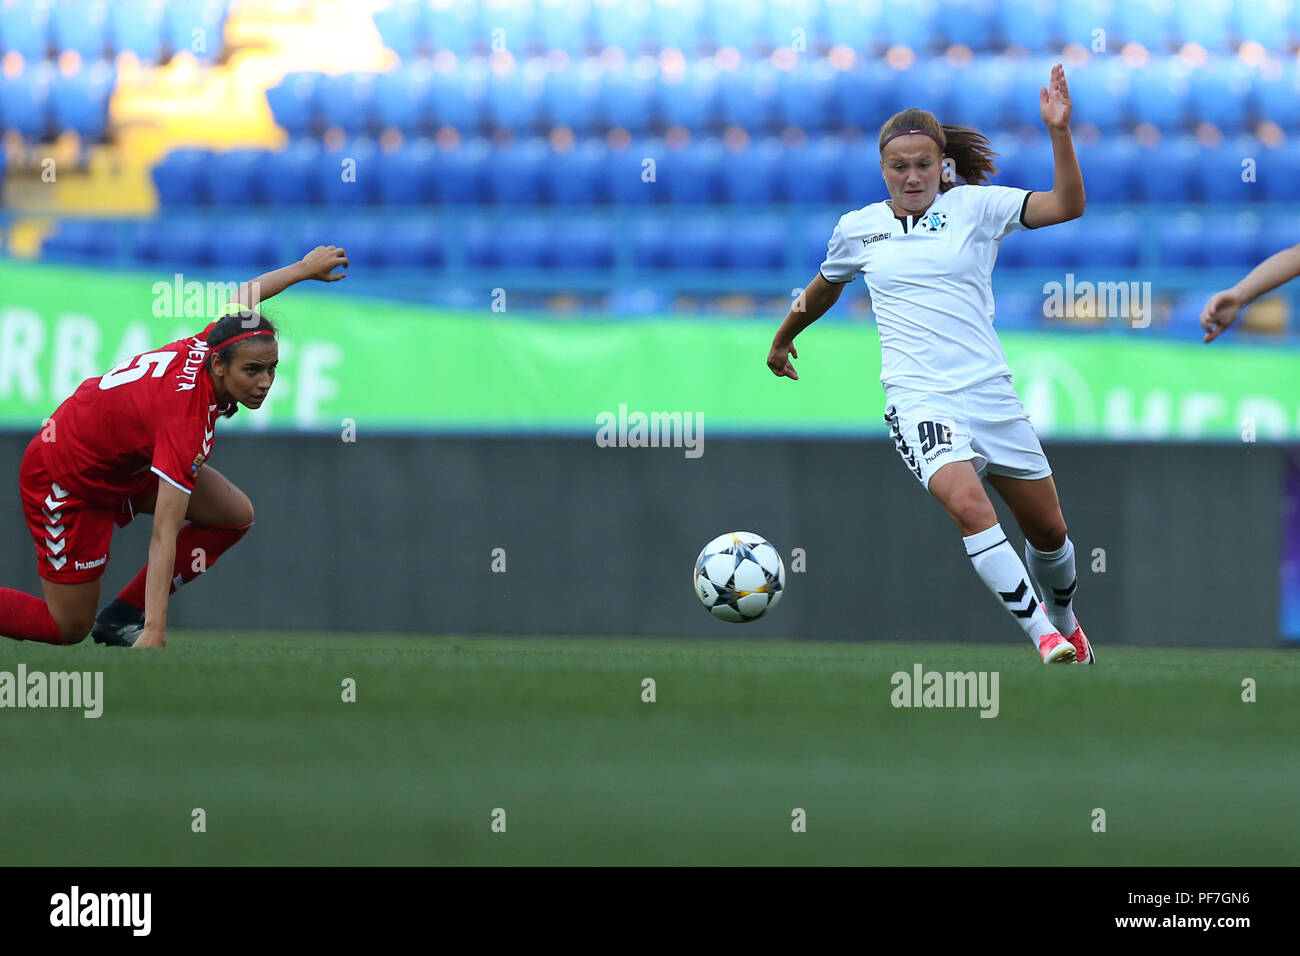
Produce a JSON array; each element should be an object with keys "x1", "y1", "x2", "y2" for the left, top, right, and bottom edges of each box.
[{"x1": 0, "y1": 245, "x2": 348, "y2": 650}]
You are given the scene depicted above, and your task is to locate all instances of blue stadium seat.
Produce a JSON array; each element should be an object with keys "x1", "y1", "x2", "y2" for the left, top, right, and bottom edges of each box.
[
  {"x1": 552, "y1": 220, "x2": 616, "y2": 270},
  {"x1": 1114, "y1": 0, "x2": 1171, "y2": 50},
  {"x1": 544, "y1": 65, "x2": 603, "y2": 132},
  {"x1": 42, "y1": 219, "x2": 119, "y2": 262},
  {"x1": 1175, "y1": 0, "x2": 1233, "y2": 50},
  {"x1": 774, "y1": 60, "x2": 835, "y2": 132},
  {"x1": 659, "y1": 61, "x2": 718, "y2": 130},
  {"x1": 879, "y1": 0, "x2": 938, "y2": 50},
  {"x1": 719, "y1": 139, "x2": 783, "y2": 203},
  {"x1": 1237, "y1": 0, "x2": 1293, "y2": 50},
  {"x1": 822, "y1": 0, "x2": 881, "y2": 50},
  {"x1": 107, "y1": 0, "x2": 166, "y2": 61},
  {"x1": 484, "y1": 139, "x2": 548, "y2": 203},
  {"x1": 432, "y1": 139, "x2": 490, "y2": 204},
  {"x1": 479, "y1": 2, "x2": 537, "y2": 55},
  {"x1": 152, "y1": 148, "x2": 209, "y2": 205},
  {"x1": 546, "y1": 140, "x2": 607, "y2": 204},
  {"x1": 373, "y1": 140, "x2": 437, "y2": 205},
  {"x1": 1155, "y1": 211, "x2": 1205, "y2": 267},
  {"x1": 1254, "y1": 60, "x2": 1300, "y2": 131},
  {"x1": 948, "y1": 59, "x2": 1014, "y2": 130},
  {"x1": 163, "y1": 0, "x2": 228, "y2": 62},
  {"x1": 706, "y1": 0, "x2": 767, "y2": 52},
  {"x1": 319, "y1": 72, "x2": 378, "y2": 135},
  {"x1": 664, "y1": 216, "x2": 727, "y2": 268},
  {"x1": 1195, "y1": 138, "x2": 1265, "y2": 203},
  {"x1": 1258, "y1": 140, "x2": 1300, "y2": 202},
  {"x1": 1258, "y1": 221, "x2": 1300, "y2": 262},
  {"x1": 836, "y1": 140, "x2": 884, "y2": 204},
  {"x1": 263, "y1": 140, "x2": 321, "y2": 205},
  {"x1": 1074, "y1": 139, "x2": 1138, "y2": 202},
  {"x1": 372, "y1": 1, "x2": 426, "y2": 59},
  {"x1": 600, "y1": 64, "x2": 658, "y2": 132},
  {"x1": 832, "y1": 62, "x2": 899, "y2": 129},
  {"x1": 1134, "y1": 137, "x2": 1199, "y2": 201},
  {"x1": 654, "y1": 0, "x2": 706, "y2": 52},
  {"x1": 204, "y1": 149, "x2": 269, "y2": 205},
  {"x1": 265, "y1": 72, "x2": 322, "y2": 138},
  {"x1": 50, "y1": 63, "x2": 115, "y2": 140},
  {"x1": 0, "y1": 0, "x2": 50, "y2": 59},
  {"x1": 431, "y1": 67, "x2": 484, "y2": 131},
  {"x1": 996, "y1": 0, "x2": 1056, "y2": 50},
  {"x1": 717, "y1": 63, "x2": 778, "y2": 130},
  {"x1": 606, "y1": 141, "x2": 662, "y2": 205},
  {"x1": 465, "y1": 218, "x2": 551, "y2": 268},
  {"x1": 425, "y1": 0, "x2": 480, "y2": 54},
  {"x1": 1189, "y1": 60, "x2": 1253, "y2": 134},
  {"x1": 767, "y1": 0, "x2": 824, "y2": 52},
  {"x1": 133, "y1": 218, "x2": 211, "y2": 267},
  {"x1": 1003, "y1": 58, "x2": 1058, "y2": 128},
  {"x1": 660, "y1": 140, "x2": 723, "y2": 204},
  {"x1": 1003, "y1": 136, "x2": 1054, "y2": 189},
  {"x1": 536, "y1": 0, "x2": 591, "y2": 52},
  {"x1": 51, "y1": 0, "x2": 109, "y2": 59},
  {"x1": 591, "y1": 0, "x2": 654, "y2": 52},
  {"x1": 312, "y1": 219, "x2": 385, "y2": 270},
  {"x1": 1068, "y1": 59, "x2": 1133, "y2": 132},
  {"x1": 381, "y1": 220, "x2": 445, "y2": 267},
  {"x1": 801, "y1": 218, "x2": 839, "y2": 271},
  {"x1": 0, "y1": 64, "x2": 53, "y2": 139},
  {"x1": 1055, "y1": 0, "x2": 1110, "y2": 50},
  {"x1": 317, "y1": 140, "x2": 379, "y2": 206},
  {"x1": 779, "y1": 137, "x2": 843, "y2": 204},
  {"x1": 208, "y1": 219, "x2": 278, "y2": 269},
  {"x1": 893, "y1": 60, "x2": 956, "y2": 125},
  {"x1": 485, "y1": 69, "x2": 545, "y2": 132},
  {"x1": 634, "y1": 218, "x2": 675, "y2": 268},
  {"x1": 374, "y1": 65, "x2": 433, "y2": 133},
  {"x1": 723, "y1": 217, "x2": 784, "y2": 269},
  {"x1": 1130, "y1": 57, "x2": 1191, "y2": 132},
  {"x1": 1074, "y1": 214, "x2": 1141, "y2": 268},
  {"x1": 1013, "y1": 215, "x2": 1082, "y2": 268},
  {"x1": 936, "y1": 0, "x2": 996, "y2": 50}
]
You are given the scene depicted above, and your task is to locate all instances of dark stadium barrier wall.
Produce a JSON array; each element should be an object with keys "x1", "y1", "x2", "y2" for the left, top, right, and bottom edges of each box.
[{"x1": 0, "y1": 433, "x2": 1283, "y2": 648}]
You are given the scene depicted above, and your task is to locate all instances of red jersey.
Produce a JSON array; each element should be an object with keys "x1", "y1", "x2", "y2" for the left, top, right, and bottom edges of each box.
[{"x1": 41, "y1": 323, "x2": 222, "y2": 504}]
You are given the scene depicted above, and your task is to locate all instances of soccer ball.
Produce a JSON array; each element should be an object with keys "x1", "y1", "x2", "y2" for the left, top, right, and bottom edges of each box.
[{"x1": 693, "y1": 531, "x2": 785, "y2": 623}]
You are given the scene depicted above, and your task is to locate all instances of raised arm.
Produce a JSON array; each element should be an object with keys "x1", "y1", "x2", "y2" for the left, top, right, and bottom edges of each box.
[
  {"x1": 767, "y1": 273, "x2": 846, "y2": 380},
  {"x1": 1201, "y1": 244, "x2": 1300, "y2": 343},
  {"x1": 1022, "y1": 64, "x2": 1086, "y2": 229},
  {"x1": 227, "y1": 245, "x2": 349, "y2": 311}
]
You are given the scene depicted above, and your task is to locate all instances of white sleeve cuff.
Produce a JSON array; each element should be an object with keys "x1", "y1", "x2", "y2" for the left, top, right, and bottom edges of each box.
[{"x1": 151, "y1": 466, "x2": 193, "y2": 495}]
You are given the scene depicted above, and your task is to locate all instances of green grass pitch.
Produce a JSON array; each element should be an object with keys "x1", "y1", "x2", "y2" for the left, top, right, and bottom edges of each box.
[{"x1": 1, "y1": 633, "x2": 1296, "y2": 865}]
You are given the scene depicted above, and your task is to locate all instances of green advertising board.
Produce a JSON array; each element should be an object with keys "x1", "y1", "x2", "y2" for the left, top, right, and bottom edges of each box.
[{"x1": 1, "y1": 260, "x2": 1296, "y2": 440}]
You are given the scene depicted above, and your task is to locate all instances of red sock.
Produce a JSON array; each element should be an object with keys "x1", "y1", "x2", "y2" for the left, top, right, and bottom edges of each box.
[
  {"x1": 117, "y1": 522, "x2": 252, "y2": 611},
  {"x1": 0, "y1": 587, "x2": 66, "y2": 644}
]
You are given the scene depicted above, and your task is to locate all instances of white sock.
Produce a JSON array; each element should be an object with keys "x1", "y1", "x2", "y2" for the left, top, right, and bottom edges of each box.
[
  {"x1": 1024, "y1": 538, "x2": 1079, "y2": 637},
  {"x1": 964, "y1": 524, "x2": 1058, "y2": 649}
]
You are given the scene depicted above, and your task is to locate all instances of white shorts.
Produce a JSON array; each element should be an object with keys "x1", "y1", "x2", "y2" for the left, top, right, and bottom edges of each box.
[{"x1": 883, "y1": 374, "x2": 1052, "y2": 491}]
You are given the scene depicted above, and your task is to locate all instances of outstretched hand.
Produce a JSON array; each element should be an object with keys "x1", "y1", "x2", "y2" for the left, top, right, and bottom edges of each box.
[
  {"x1": 1040, "y1": 63, "x2": 1072, "y2": 130},
  {"x1": 301, "y1": 245, "x2": 348, "y2": 282}
]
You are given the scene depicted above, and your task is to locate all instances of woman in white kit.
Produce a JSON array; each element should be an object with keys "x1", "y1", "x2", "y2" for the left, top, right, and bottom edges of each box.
[{"x1": 766, "y1": 65, "x2": 1092, "y2": 664}]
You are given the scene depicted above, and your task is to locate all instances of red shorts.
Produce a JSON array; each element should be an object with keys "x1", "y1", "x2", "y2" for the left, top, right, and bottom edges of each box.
[{"x1": 18, "y1": 436, "x2": 157, "y2": 584}]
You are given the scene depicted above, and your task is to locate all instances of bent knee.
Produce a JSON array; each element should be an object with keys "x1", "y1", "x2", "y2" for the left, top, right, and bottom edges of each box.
[
  {"x1": 57, "y1": 618, "x2": 92, "y2": 646},
  {"x1": 1026, "y1": 520, "x2": 1069, "y2": 552}
]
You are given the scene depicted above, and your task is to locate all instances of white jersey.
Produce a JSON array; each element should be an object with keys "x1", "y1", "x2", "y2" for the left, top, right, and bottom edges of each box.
[{"x1": 819, "y1": 184, "x2": 1033, "y2": 393}]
